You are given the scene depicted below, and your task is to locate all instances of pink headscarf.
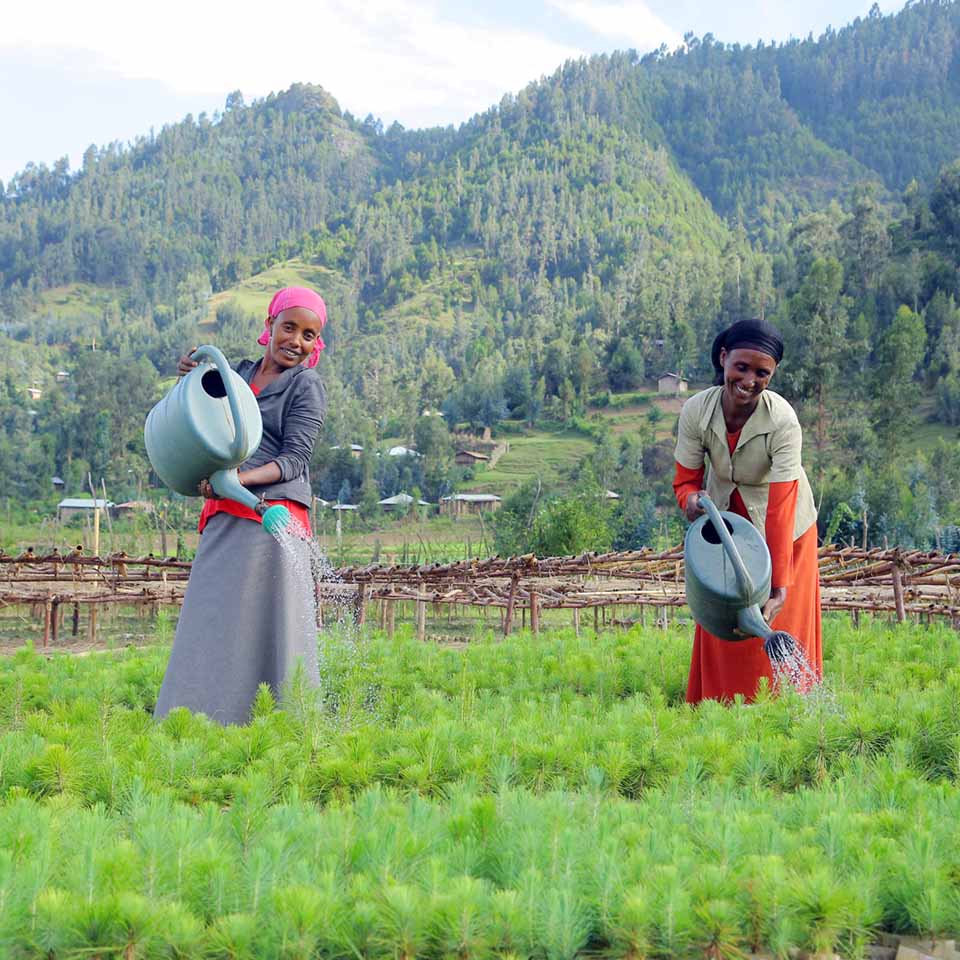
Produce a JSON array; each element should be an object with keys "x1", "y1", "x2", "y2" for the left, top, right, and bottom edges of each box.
[{"x1": 257, "y1": 286, "x2": 328, "y2": 368}]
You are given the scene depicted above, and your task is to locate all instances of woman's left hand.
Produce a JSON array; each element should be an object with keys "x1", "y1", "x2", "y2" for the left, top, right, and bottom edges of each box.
[{"x1": 762, "y1": 587, "x2": 787, "y2": 624}]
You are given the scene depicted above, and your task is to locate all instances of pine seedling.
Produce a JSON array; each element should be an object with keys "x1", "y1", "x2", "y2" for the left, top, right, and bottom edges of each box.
[
  {"x1": 604, "y1": 886, "x2": 656, "y2": 960},
  {"x1": 598, "y1": 739, "x2": 636, "y2": 797},
  {"x1": 182, "y1": 839, "x2": 243, "y2": 924},
  {"x1": 112, "y1": 891, "x2": 164, "y2": 960},
  {"x1": 535, "y1": 874, "x2": 594, "y2": 960},
  {"x1": 790, "y1": 867, "x2": 865, "y2": 958},
  {"x1": 734, "y1": 855, "x2": 790, "y2": 956},
  {"x1": 693, "y1": 897, "x2": 747, "y2": 960},
  {"x1": 370, "y1": 882, "x2": 433, "y2": 960},
  {"x1": 887, "y1": 855, "x2": 960, "y2": 947},
  {"x1": 28, "y1": 741, "x2": 87, "y2": 798},
  {"x1": 151, "y1": 898, "x2": 205, "y2": 957},
  {"x1": 251, "y1": 683, "x2": 277, "y2": 720},
  {"x1": 489, "y1": 887, "x2": 537, "y2": 958},
  {"x1": 158, "y1": 705, "x2": 203, "y2": 743},
  {"x1": 264, "y1": 883, "x2": 330, "y2": 960},
  {"x1": 233, "y1": 764, "x2": 282, "y2": 819},
  {"x1": 206, "y1": 912, "x2": 261, "y2": 960},
  {"x1": 732, "y1": 740, "x2": 778, "y2": 793},
  {"x1": 332, "y1": 875, "x2": 380, "y2": 959},
  {"x1": 430, "y1": 875, "x2": 495, "y2": 960},
  {"x1": 31, "y1": 887, "x2": 86, "y2": 958},
  {"x1": 648, "y1": 865, "x2": 695, "y2": 959},
  {"x1": 280, "y1": 661, "x2": 324, "y2": 728}
]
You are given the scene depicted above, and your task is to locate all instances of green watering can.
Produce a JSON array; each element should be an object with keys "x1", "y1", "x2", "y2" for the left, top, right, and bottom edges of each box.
[
  {"x1": 144, "y1": 345, "x2": 291, "y2": 535},
  {"x1": 683, "y1": 493, "x2": 797, "y2": 663}
]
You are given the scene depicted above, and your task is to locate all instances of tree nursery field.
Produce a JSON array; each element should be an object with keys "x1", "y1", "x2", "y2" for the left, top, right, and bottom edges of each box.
[{"x1": 0, "y1": 616, "x2": 957, "y2": 957}]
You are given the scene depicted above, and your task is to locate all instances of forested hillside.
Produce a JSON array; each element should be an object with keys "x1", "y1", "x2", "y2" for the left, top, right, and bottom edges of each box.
[{"x1": 3, "y1": 0, "x2": 960, "y2": 550}]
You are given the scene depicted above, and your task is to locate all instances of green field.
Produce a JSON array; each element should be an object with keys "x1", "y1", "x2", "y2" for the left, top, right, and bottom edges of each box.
[
  {"x1": 461, "y1": 425, "x2": 598, "y2": 495},
  {"x1": 0, "y1": 616, "x2": 958, "y2": 956}
]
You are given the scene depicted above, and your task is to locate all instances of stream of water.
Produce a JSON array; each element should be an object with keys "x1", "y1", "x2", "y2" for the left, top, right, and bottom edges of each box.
[{"x1": 271, "y1": 518, "x2": 379, "y2": 724}]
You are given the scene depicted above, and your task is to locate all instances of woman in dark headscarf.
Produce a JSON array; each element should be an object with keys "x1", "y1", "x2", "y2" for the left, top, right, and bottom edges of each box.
[{"x1": 673, "y1": 319, "x2": 822, "y2": 703}]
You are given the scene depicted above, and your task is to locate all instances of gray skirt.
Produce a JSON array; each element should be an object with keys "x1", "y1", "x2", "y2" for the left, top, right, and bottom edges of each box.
[{"x1": 154, "y1": 512, "x2": 320, "y2": 725}]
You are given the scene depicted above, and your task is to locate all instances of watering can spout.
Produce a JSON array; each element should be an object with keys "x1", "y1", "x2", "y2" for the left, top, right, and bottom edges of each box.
[{"x1": 209, "y1": 469, "x2": 292, "y2": 534}]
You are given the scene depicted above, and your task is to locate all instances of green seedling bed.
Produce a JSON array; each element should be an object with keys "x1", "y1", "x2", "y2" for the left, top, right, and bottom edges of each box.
[{"x1": 0, "y1": 616, "x2": 957, "y2": 957}]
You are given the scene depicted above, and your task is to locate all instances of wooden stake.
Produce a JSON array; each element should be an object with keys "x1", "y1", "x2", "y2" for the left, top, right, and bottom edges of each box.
[
  {"x1": 530, "y1": 590, "x2": 539, "y2": 635},
  {"x1": 503, "y1": 574, "x2": 518, "y2": 637},
  {"x1": 386, "y1": 600, "x2": 395, "y2": 640},
  {"x1": 573, "y1": 607, "x2": 580, "y2": 637},
  {"x1": 354, "y1": 584, "x2": 367, "y2": 626},
  {"x1": 42, "y1": 599, "x2": 52, "y2": 648},
  {"x1": 891, "y1": 560, "x2": 906, "y2": 623},
  {"x1": 416, "y1": 600, "x2": 426, "y2": 642}
]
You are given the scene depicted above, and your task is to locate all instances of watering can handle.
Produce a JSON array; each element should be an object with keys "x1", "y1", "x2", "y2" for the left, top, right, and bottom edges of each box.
[
  {"x1": 190, "y1": 345, "x2": 248, "y2": 464},
  {"x1": 697, "y1": 493, "x2": 756, "y2": 602}
]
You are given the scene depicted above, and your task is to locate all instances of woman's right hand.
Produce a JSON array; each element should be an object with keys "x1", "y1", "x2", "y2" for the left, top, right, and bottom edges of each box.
[
  {"x1": 685, "y1": 491, "x2": 706, "y2": 523},
  {"x1": 198, "y1": 478, "x2": 221, "y2": 500},
  {"x1": 177, "y1": 347, "x2": 199, "y2": 377}
]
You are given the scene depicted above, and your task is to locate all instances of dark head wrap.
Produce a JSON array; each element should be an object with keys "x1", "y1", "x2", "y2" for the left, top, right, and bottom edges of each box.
[{"x1": 711, "y1": 319, "x2": 784, "y2": 385}]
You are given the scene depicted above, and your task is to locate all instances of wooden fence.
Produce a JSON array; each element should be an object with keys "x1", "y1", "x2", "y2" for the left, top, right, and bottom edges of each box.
[{"x1": 2, "y1": 544, "x2": 959, "y2": 646}]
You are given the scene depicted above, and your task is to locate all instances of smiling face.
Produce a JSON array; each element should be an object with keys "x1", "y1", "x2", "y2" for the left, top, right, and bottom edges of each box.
[
  {"x1": 265, "y1": 307, "x2": 324, "y2": 369},
  {"x1": 719, "y1": 346, "x2": 777, "y2": 412}
]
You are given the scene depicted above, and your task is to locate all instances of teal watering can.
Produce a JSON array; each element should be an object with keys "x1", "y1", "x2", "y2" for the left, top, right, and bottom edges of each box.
[
  {"x1": 144, "y1": 345, "x2": 291, "y2": 535},
  {"x1": 683, "y1": 493, "x2": 797, "y2": 663}
]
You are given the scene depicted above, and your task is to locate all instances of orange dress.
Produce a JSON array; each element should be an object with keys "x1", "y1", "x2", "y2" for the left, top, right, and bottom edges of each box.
[{"x1": 673, "y1": 430, "x2": 822, "y2": 703}]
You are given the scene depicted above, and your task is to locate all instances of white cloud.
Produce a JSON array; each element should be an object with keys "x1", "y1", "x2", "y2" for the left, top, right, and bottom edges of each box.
[
  {"x1": 548, "y1": 0, "x2": 681, "y2": 49},
  {"x1": 2, "y1": 0, "x2": 585, "y2": 129}
]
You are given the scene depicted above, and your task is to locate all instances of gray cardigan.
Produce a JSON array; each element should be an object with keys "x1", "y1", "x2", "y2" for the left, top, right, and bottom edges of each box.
[{"x1": 234, "y1": 359, "x2": 326, "y2": 507}]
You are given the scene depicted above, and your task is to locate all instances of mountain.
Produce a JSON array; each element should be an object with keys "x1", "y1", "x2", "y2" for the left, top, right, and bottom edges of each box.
[{"x1": 2, "y1": 0, "x2": 960, "y2": 543}]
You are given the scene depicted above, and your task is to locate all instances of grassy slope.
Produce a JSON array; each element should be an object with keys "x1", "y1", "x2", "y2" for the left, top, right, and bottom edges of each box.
[
  {"x1": 461, "y1": 425, "x2": 597, "y2": 495},
  {"x1": 201, "y1": 258, "x2": 352, "y2": 325}
]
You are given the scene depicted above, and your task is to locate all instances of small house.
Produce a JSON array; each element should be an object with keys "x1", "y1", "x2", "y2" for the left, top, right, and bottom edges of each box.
[
  {"x1": 379, "y1": 493, "x2": 431, "y2": 513},
  {"x1": 51, "y1": 477, "x2": 65, "y2": 491},
  {"x1": 439, "y1": 493, "x2": 502, "y2": 517},
  {"x1": 55, "y1": 371, "x2": 71, "y2": 383},
  {"x1": 455, "y1": 450, "x2": 491, "y2": 467},
  {"x1": 331, "y1": 444, "x2": 364, "y2": 459},
  {"x1": 604, "y1": 490, "x2": 621, "y2": 500},
  {"x1": 57, "y1": 498, "x2": 114, "y2": 522},
  {"x1": 331, "y1": 503, "x2": 358, "y2": 512},
  {"x1": 387, "y1": 445, "x2": 420, "y2": 458},
  {"x1": 657, "y1": 372, "x2": 688, "y2": 395},
  {"x1": 27, "y1": 387, "x2": 43, "y2": 401},
  {"x1": 113, "y1": 501, "x2": 154, "y2": 518}
]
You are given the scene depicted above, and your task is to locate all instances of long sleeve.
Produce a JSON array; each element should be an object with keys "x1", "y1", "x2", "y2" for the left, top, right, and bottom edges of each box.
[
  {"x1": 673, "y1": 461, "x2": 705, "y2": 513},
  {"x1": 765, "y1": 480, "x2": 798, "y2": 588},
  {"x1": 272, "y1": 376, "x2": 326, "y2": 483}
]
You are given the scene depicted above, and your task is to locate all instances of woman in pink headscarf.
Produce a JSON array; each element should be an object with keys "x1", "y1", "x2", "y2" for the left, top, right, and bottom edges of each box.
[{"x1": 155, "y1": 287, "x2": 328, "y2": 725}]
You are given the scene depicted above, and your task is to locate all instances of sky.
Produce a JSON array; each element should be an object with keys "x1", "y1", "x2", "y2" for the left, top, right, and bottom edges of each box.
[{"x1": 1, "y1": 0, "x2": 904, "y2": 185}]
